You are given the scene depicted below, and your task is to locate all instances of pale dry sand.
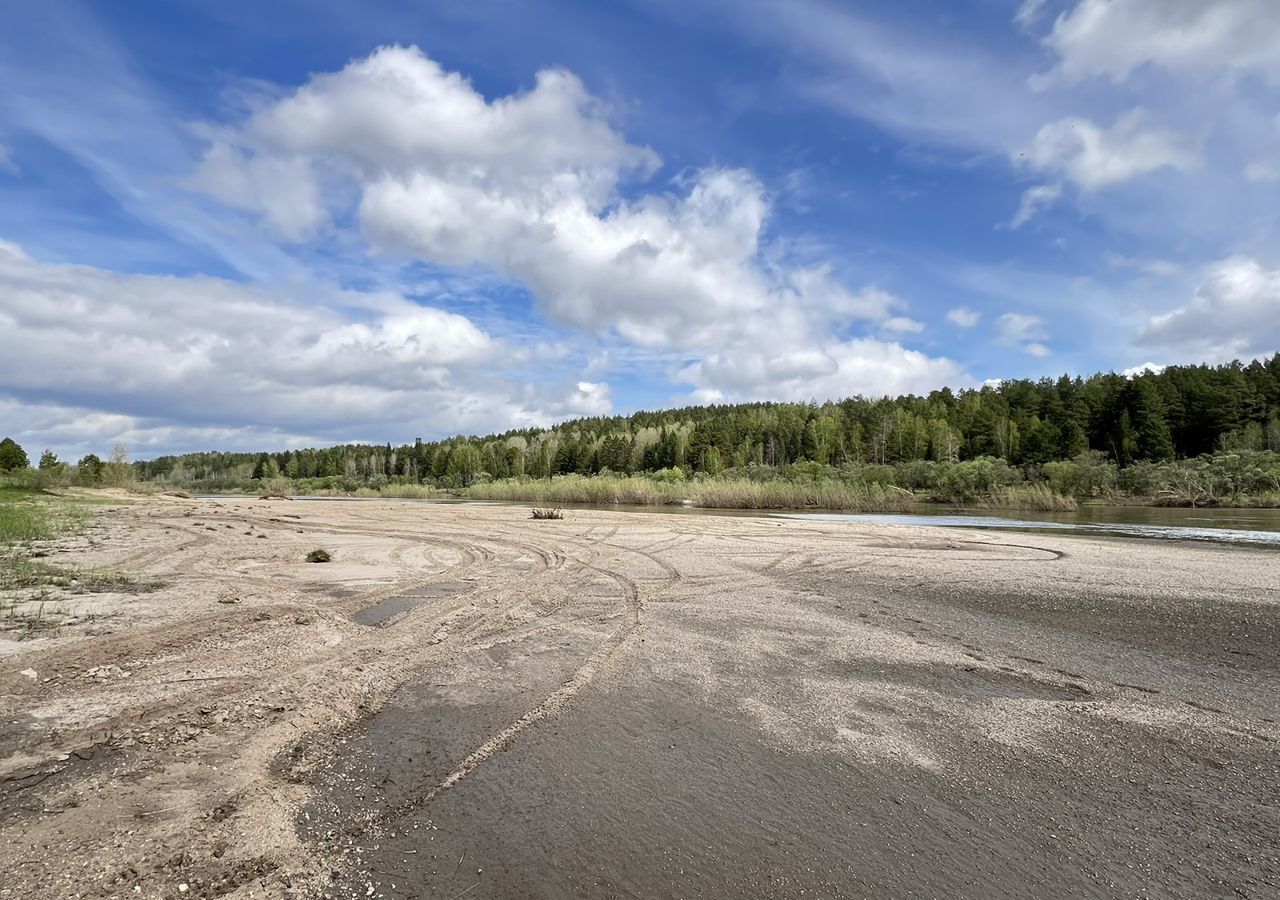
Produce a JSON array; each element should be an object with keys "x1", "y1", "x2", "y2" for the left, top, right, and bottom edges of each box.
[{"x1": 1, "y1": 497, "x2": 1277, "y2": 899}]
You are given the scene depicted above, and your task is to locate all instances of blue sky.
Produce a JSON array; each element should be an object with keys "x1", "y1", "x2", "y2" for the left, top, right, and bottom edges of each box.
[{"x1": 2, "y1": 0, "x2": 1279, "y2": 458}]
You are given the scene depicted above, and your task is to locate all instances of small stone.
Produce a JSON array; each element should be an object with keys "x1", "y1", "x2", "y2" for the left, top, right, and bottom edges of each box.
[{"x1": 19, "y1": 669, "x2": 37, "y2": 682}]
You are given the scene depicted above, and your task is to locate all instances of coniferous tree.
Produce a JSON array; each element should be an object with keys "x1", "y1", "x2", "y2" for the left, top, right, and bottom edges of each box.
[
  {"x1": 0, "y1": 437, "x2": 30, "y2": 471},
  {"x1": 77, "y1": 454, "x2": 105, "y2": 483},
  {"x1": 102, "y1": 354, "x2": 1280, "y2": 487}
]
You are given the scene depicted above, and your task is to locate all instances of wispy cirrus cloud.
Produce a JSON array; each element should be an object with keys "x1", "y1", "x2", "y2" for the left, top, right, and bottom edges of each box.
[{"x1": 996, "y1": 312, "x2": 1051, "y2": 358}]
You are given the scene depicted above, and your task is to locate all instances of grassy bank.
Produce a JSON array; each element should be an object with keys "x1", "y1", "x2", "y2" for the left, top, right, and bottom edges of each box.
[
  {"x1": 1, "y1": 481, "x2": 159, "y2": 639},
  {"x1": 461, "y1": 474, "x2": 917, "y2": 511},
  {"x1": 144, "y1": 472, "x2": 1070, "y2": 512},
  {"x1": 690, "y1": 479, "x2": 915, "y2": 511},
  {"x1": 1, "y1": 485, "x2": 76, "y2": 638},
  {"x1": 0, "y1": 485, "x2": 89, "y2": 542},
  {"x1": 463, "y1": 475, "x2": 682, "y2": 506}
]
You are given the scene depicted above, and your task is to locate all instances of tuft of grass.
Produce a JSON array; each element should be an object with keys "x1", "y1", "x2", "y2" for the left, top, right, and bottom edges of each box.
[
  {"x1": 0, "y1": 557, "x2": 70, "y2": 590},
  {"x1": 75, "y1": 568, "x2": 165, "y2": 594},
  {"x1": 306, "y1": 548, "x2": 332, "y2": 563},
  {"x1": 1, "y1": 593, "x2": 67, "y2": 638},
  {"x1": 530, "y1": 507, "x2": 564, "y2": 520}
]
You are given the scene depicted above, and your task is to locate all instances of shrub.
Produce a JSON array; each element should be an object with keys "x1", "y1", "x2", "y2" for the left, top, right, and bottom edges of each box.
[
  {"x1": 1042, "y1": 451, "x2": 1118, "y2": 498},
  {"x1": 785, "y1": 461, "x2": 830, "y2": 482},
  {"x1": 530, "y1": 508, "x2": 564, "y2": 520},
  {"x1": 305, "y1": 548, "x2": 332, "y2": 563},
  {"x1": 259, "y1": 476, "x2": 294, "y2": 499},
  {"x1": 929, "y1": 457, "x2": 1020, "y2": 503},
  {"x1": 893, "y1": 459, "x2": 939, "y2": 491}
]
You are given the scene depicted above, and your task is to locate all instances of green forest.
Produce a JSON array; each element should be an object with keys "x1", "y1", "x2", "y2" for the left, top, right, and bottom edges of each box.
[{"x1": 7, "y1": 356, "x2": 1280, "y2": 509}]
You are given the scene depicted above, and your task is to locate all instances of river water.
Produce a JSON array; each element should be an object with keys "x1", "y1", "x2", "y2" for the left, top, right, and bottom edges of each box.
[
  {"x1": 199, "y1": 494, "x2": 1280, "y2": 547},
  {"x1": 787, "y1": 505, "x2": 1280, "y2": 547}
]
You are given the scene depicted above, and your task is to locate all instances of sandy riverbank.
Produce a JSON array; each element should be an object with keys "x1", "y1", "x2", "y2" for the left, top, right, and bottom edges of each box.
[{"x1": 2, "y1": 496, "x2": 1277, "y2": 898}]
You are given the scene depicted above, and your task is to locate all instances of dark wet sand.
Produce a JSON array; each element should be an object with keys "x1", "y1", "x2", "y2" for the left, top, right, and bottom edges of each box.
[{"x1": 299, "y1": 517, "x2": 1280, "y2": 900}]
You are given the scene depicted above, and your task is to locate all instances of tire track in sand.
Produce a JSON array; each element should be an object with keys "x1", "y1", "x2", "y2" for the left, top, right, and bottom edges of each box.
[{"x1": 373, "y1": 554, "x2": 651, "y2": 827}]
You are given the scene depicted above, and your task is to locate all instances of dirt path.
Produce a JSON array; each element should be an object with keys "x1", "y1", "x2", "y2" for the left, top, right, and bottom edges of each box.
[{"x1": 2, "y1": 497, "x2": 1277, "y2": 899}]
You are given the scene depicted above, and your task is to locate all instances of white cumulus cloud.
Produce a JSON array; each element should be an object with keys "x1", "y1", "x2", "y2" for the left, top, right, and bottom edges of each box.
[
  {"x1": 881, "y1": 316, "x2": 925, "y2": 334},
  {"x1": 184, "y1": 45, "x2": 960, "y2": 406},
  {"x1": 1138, "y1": 256, "x2": 1280, "y2": 359},
  {"x1": 1018, "y1": 110, "x2": 1197, "y2": 192},
  {"x1": 1033, "y1": 0, "x2": 1280, "y2": 86},
  {"x1": 679, "y1": 338, "x2": 967, "y2": 403},
  {"x1": 0, "y1": 239, "x2": 610, "y2": 456}
]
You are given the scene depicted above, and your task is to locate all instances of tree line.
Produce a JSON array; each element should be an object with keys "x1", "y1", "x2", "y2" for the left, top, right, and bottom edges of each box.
[{"x1": 108, "y1": 356, "x2": 1280, "y2": 490}]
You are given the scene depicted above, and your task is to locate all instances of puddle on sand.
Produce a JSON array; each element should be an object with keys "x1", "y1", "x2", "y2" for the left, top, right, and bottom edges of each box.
[{"x1": 352, "y1": 581, "x2": 473, "y2": 626}]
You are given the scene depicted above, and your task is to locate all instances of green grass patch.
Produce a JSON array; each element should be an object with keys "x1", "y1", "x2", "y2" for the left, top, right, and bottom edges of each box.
[
  {"x1": 0, "y1": 483, "x2": 93, "y2": 545},
  {"x1": 0, "y1": 558, "x2": 163, "y2": 594},
  {"x1": 0, "y1": 501, "x2": 52, "y2": 542},
  {"x1": 0, "y1": 482, "x2": 155, "y2": 640}
]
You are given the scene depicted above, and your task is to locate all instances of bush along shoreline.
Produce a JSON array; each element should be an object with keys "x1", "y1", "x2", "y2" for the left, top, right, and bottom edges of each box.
[
  {"x1": 25, "y1": 450, "x2": 1273, "y2": 512},
  {"x1": 124, "y1": 449, "x2": 1280, "y2": 511},
  {"x1": 7, "y1": 352, "x2": 1279, "y2": 512}
]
